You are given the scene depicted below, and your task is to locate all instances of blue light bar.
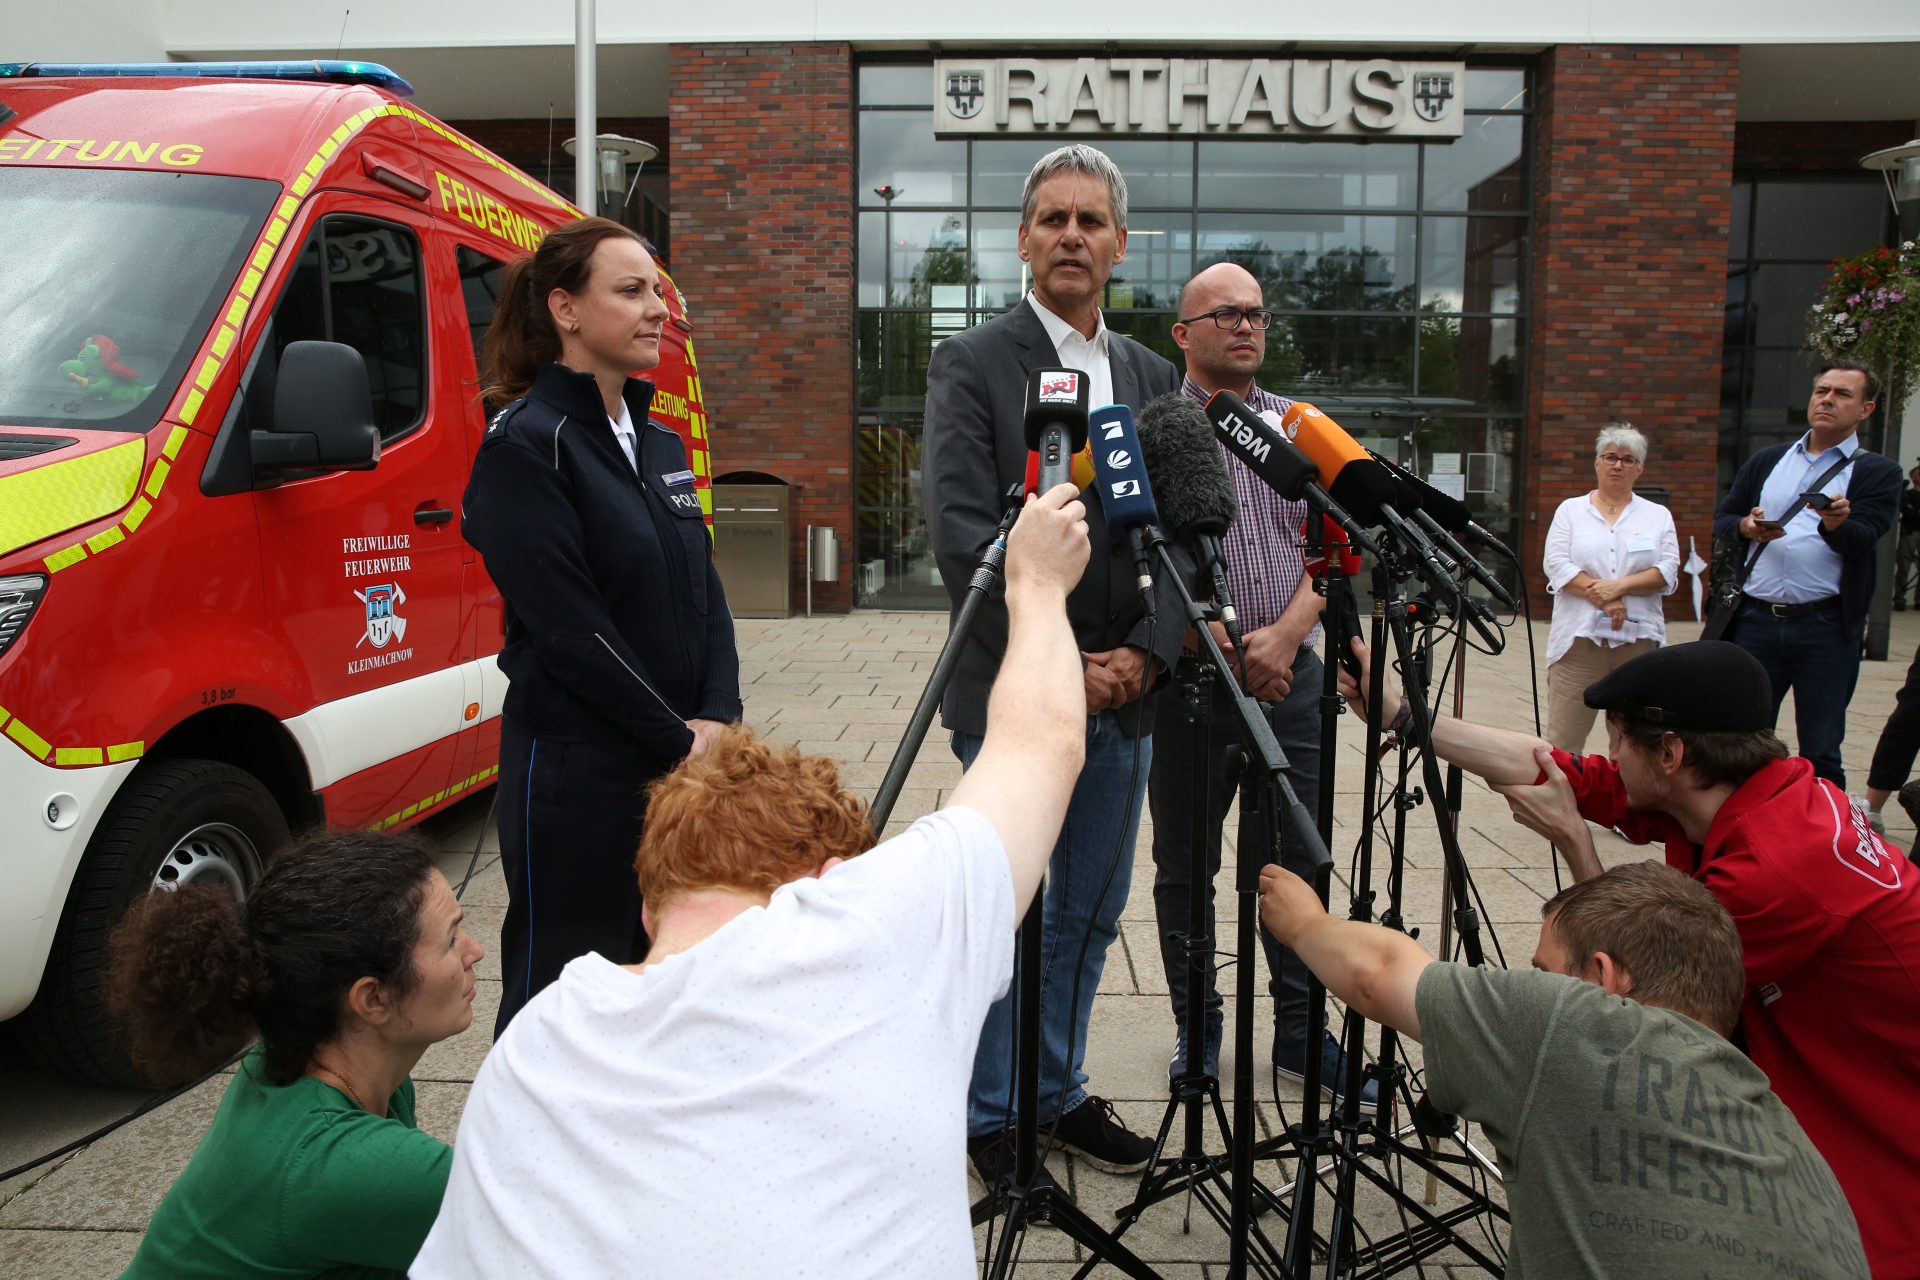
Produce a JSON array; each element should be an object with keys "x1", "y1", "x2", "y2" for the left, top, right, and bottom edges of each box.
[{"x1": 0, "y1": 60, "x2": 415, "y2": 97}]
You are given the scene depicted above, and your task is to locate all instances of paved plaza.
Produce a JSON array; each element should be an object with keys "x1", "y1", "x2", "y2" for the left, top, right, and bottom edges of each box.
[{"x1": 4, "y1": 610, "x2": 1918, "y2": 1277}]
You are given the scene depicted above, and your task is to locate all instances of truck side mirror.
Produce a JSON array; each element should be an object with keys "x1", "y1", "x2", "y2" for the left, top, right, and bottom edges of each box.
[{"x1": 250, "y1": 340, "x2": 381, "y2": 474}]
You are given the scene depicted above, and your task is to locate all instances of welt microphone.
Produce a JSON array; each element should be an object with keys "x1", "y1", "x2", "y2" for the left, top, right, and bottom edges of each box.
[
  {"x1": 1023, "y1": 367, "x2": 1090, "y2": 496},
  {"x1": 1202, "y1": 389, "x2": 1380, "y2": 560},
  {"x1": 1087, "y1": 403, "x2": 1161, "y2": 610}
]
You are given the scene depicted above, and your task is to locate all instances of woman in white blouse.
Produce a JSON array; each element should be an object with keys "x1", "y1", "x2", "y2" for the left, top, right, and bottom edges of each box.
[{"x1": 1542, "y1": 423, "x2": 1681, "y2": 751}]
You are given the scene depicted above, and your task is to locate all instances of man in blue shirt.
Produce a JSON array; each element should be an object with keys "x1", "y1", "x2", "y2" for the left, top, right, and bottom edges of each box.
[{"x1": 1713, "y1": 359, "x2": 1901, "y2": 786}]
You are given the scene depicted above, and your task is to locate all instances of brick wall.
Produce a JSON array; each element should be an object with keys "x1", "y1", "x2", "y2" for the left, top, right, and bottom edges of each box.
[
  {"x1": 1524, "y1": 46, "x2": 1739, "y2": 615},
  {"x1": 669, "y1": 43, "x2": 856, "y2": 613}
]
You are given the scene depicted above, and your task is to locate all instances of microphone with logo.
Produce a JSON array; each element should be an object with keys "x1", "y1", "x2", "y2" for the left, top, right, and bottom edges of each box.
[
  {"x1": 1200, "y1": 389, "x2": 1380, "y2": 560},
  {"x1": 1137, "y1": 393, "x2": 1245, "y2": 653},
  {"x1": 1024, "y1": 367, "x2": 1090, "y2": 497},
  {"x1": 1087, "y1": 403, "x2": 1163, "y2": 614}
]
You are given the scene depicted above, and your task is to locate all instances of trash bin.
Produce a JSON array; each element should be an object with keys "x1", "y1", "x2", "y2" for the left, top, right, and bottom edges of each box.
[{"x1": 711, "y1": 474, "x2": 790, "y2": 618}]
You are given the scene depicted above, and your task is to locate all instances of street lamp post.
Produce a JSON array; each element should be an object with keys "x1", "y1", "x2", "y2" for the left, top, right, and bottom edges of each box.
[
  {"x1": 1859, "y1": 137, "x2": 1920, "y2": 661},
  {"x1": 873, "y1": 184, "x2": 901, "y2": 306}
]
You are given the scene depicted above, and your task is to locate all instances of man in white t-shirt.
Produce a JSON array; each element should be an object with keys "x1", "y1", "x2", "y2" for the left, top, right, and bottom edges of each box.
[{"x1": 412, "y1": 484, "x2": 1093, "y2": 1280}]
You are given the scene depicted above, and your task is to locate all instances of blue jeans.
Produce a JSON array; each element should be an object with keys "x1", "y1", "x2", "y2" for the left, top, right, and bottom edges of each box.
[
  {"x1": 1733, "y1": 600, "x2": 1863, "y2": 788},
  {"x1": 955, "y1": 711, "x2": 1150, "y2": 1135}
]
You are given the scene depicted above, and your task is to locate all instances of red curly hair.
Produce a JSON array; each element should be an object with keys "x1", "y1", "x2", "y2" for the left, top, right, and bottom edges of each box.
[{"x1": 637, "y1": 725, "x2": 875, "y2": 909}]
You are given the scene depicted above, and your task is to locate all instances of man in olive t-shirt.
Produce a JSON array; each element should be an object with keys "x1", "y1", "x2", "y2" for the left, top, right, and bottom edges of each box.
[{"x1": 1260, "y1": 860, "x2": 1867, "y2": 1279}]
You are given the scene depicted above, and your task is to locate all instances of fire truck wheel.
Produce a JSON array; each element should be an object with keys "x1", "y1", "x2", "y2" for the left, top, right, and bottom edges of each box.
[{"x1": 17, "y1": 758, "x2": 290, "y2": 1088}]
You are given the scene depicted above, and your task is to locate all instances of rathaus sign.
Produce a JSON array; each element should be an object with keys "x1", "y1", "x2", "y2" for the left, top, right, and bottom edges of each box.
[{"x1": 934, "y1": 58, "x2": 1466, "y2": 140}]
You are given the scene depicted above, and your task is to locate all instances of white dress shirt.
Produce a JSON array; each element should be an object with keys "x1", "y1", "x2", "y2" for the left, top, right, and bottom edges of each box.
[
  {"x1": 608, "y1": 399, "x2": 638, "y2": 473},
  {"x1": 1542, "y1": 493, "x2": 1680, "y2": 666},
  {"x1": 1026, "y1": 292, "x2": 1114, "y2": 412}
]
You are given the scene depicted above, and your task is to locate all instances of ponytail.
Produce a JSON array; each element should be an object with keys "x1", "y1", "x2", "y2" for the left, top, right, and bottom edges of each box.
[
  {"x1": 107, "y1": 830, "x2": 437, "y2": 1087},
  {"x1": 480, "y1": 215, "x2": 646, "y2": 404}
]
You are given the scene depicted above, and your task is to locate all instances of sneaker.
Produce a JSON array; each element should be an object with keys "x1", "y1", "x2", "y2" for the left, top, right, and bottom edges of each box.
[
  {"x1": 1050, "y1": 1095, "x2": 1155, "y2": 1174},
  {"x1": 967, "y1": 1128, "x2": 1060, "y2": 1197},
  {"x1": 1168, "y1": 1007, "x2": 1224, "y2": 1081},
  {"x1": 1865, "y1": 805, "x2": 1887, "y2": 837},
  {"x1": 1900, "y1": 780, "x2": 1920, "y2": 831},
  {"x1": 1274, "y1": 1030, "x2": 1381, "y2": 1106}
]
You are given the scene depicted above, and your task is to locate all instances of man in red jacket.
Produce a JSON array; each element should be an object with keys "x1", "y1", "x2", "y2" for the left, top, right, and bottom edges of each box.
[{"x1": 1337, "y1": 638, "x2": 1920, "y2": 1277}]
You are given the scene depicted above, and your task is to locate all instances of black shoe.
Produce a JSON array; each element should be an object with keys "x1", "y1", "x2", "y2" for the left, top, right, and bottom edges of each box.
[
  {"x1": 1274, "y1": 1030, "x2": 1381, "y2": 1105},
  {"x1": 967, "y1": 1128, "x2": 1062, "y2": 1215},
  {"x1": 1050, "y1": 1096, "x2": 1155, "y2": 1174},
  {"x1": 1897, "y1": 601, "x2": 1908, "y2": 612},
  {"x1": 1900, "y1": 780, "x2": 1920, "y2": 831}
]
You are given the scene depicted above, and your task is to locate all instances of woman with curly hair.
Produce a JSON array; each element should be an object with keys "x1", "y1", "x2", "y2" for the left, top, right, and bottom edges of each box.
[{"x1": 114, "y1": 830, "x2": 483, "y2": 1279}]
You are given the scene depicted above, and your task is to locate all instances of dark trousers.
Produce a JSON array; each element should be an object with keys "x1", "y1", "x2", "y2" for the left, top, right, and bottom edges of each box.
[
  {"x1": 1732, "y1": 600, "x2": 1863, "y2": 789},
  {"x1": 494, "y1": 725, "x2": 658, "y2": 1035},
  {"x1": 1868, "y1": 642, "x2": 1920, "y2": 792},
  {"x1": 1148, "y1": 650, "x2": 1325, "y2": 1050}
]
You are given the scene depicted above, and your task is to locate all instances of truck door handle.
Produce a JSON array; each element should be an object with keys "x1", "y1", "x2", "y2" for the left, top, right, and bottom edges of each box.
[{"x1": 414, "y1": 505, "x2": 454, "y2": 526}]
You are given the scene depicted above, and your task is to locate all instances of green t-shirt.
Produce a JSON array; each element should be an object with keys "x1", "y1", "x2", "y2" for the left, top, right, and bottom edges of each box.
[
  {"x1": 122, "y1": 1047, "x2": 451, "y2": 1280},
  {"x1": 1416, "y1": 965, "x2": 1868, "y2": 1280}
]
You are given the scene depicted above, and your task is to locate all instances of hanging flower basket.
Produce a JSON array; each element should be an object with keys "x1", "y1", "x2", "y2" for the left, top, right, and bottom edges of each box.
[{"x1": 1806, "y1": 239, "x2": 1920, "y2": 412}]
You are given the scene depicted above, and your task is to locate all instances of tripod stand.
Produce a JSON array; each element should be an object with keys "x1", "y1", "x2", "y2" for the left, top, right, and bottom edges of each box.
[
  {"x1": 1265, "y1": 539, "x2": 1510, "y2": 1279},
  {"x1": 1101, "y1": 533, "x2": 1333, "y2": 1277},
  {"x1": 872, "y1": 496, "x2": 1160, "y2": 1280}
]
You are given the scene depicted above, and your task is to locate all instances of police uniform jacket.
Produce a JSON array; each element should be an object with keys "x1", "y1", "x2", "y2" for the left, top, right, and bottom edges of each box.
[{"x1": 463, "y1": 362, "x2": 741, "y2": 763}]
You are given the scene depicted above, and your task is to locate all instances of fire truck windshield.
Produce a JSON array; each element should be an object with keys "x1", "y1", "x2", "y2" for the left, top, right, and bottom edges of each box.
[{"x1": 0, "y1": 168, "x2": 276, "y2": 433}]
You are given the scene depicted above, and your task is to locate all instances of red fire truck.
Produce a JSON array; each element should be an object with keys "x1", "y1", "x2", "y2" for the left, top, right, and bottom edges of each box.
[{"x1": 0, "y1": 61, "x2": 715, "y2": 1083}]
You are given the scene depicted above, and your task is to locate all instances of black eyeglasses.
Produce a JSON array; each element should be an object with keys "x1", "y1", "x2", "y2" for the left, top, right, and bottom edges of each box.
[{"x1": 1177, "y1": 307, "x2": 1275, "y2": 331}]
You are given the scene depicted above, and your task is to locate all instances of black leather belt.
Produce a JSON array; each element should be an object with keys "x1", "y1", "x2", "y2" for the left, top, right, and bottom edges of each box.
[{"x1": 1743, "y1": 596, "x2": 1840, "y2": 619}]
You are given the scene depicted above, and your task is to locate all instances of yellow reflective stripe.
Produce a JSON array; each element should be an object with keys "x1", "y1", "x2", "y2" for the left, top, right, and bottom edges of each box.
[
  {"x1": 276, "y1": 195, "x2": 299, "y2": 221},
  {"x1": 45, "y1": 544, "x2": 87, "y2": 573},
  {"x1": 0, "y1": 439, "x2": 145, "y2": 560},
  {"x1": 107, "y1": 741, "x2": 144, "y2": 763},
  {"x1": 6, "y1": 718, "x2": 51, "y2": 760},
  {"x1": 123, "y1": 496, "x2": 154, "y2": 532},
  {"x1": 55, "y1": 747, "x2": 104, "y2": 766},
  {"x1": 194, "y1": 357, "x2": 219, "y2": 391},
  {"x1": 179, "y1": 390, "x2": 204, "y2": 426},
  {"x1": 292, "y1": 173, "x2": 314, "y2": 197},
  {"x1": 85, "y1": 526, "x2": 125, "y2": 555},
  {"x1": 163, "y1": 426, "x2": 188, "y2": 460},
  {"x1": 144, "y1": 458, "x2": 172, "y2": 499},
  {"x1": 212, "y1": 325, "x2": 237, "y2": 358}
]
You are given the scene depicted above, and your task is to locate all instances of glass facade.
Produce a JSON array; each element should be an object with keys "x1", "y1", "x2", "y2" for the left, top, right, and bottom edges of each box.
[
  {"x1": 854, "y1": 61, "x2": 1531, "y2": 608},
  {"x1": 1721, "y1": 175, "x2": 1893, "y2": 491}
]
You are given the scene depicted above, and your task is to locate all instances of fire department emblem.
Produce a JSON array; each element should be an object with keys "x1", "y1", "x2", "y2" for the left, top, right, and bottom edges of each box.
[
  {"x1": 1413, "y1": 73, "x2": 1455, "y2": 123},
  {"x1": 946, "y1": 71, "x2": 986, "y2": 120},
  {"x1": 356, "y1": 582, "x2": 408, "y2": 649}
]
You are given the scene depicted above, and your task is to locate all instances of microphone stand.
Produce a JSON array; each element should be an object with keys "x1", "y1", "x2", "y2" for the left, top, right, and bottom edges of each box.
[
  {"x1": 873, "y1": 494, "x2": 1162, "y2": 1280},
  {"x1": 1107, "y1": 531, "x2": 1329, "y2": 1278}
]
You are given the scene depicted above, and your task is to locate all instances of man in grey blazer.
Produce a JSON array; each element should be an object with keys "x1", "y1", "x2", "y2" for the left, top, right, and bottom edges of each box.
[{"x1": 923, "y1": 143, "x2": 1183, "y2": 1186}]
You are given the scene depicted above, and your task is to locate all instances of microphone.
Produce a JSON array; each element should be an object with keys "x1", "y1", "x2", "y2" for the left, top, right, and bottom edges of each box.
[
  {"x1": 1367, "y1": 452, "x2": 1517, "y2": 562},
  {"x1": 1276, "y1": 402, "x2": 1402, "y2": 525},
  {"x1": 1087, "y1": 403, "x2": 1161, "y2": 610},
  {"x1": 1023, "y1": 368, "x2": 1090, "y2": 496},
  {"x1": 1020, "y1": 441, "x2": 1097, "y2": 497},
  {"x1": 1137, "y1": 393, "x2": 1243, "y2": 645},
  {"x1": 1202, "y1": 389, "x2": 1380, "y2": 559},
  {"x1": 1365, "y1": 453, "x2": 1518, "y2": 610}
]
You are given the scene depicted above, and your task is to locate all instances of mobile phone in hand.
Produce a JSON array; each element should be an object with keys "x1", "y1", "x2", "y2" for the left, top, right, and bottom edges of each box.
[
  {"x1": 1752, "y1": 518, "x2": 1786, "y2": 533},
  {"x1": 1797, "y1": 491, "x2": 1835, "y2": 511}
]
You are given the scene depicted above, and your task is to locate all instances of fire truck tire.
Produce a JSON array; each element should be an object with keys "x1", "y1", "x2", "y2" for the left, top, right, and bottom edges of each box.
[{"x1": 17, "y1": 758, "x2": 289, "y2": 1087}]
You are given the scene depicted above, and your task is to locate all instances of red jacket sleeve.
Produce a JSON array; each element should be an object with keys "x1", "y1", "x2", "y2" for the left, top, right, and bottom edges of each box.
[{"x1": 1547, "y1": 749, "x2": 1686, "y2": 848}]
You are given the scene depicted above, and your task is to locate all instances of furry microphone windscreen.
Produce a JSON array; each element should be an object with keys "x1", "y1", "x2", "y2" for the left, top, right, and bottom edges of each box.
[{"x1": 1138, "y1": 392, "x2": 1238, "y2": 538}]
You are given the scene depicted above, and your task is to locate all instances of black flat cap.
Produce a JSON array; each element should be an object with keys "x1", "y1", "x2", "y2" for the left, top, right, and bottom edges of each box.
[{"x1": 1583, "y1": 641, "x2": 1774, "y2": 732}]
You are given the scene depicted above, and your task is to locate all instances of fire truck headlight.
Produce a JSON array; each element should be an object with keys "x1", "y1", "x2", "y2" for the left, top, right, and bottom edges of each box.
[{"x1": 0, "y1": 574, "x2": 48, "y2": 659}]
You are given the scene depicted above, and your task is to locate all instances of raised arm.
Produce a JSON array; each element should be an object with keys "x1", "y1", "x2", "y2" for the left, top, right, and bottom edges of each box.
[
  {"x1": 947, "y1": 485, "x2": 1091, "y2": 913},
  {"x1": 1335, "y1": 637, "x2": 1551, "y2": 786}
]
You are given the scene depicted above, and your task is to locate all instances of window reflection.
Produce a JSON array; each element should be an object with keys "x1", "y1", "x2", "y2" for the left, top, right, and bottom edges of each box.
[
  {"x1": 972, "y1": 138, "x2": 1193, "y2": 210},
  {"x1": 1418, "y1": 216, "x2": 1524, "y2": 314},
  {"x1": 1199, "y1": 141, "x2": 1416, "y2": 210},
  {"x1": 1421, "y1": 115, "x2": 1524, "y2": 212},
  {"x1": 1198, "y1": 214, "x2": 1417, "y2": 311},
  {"x1": 859, "y1": 211, "x2": 972, "y2": 308},
  {"x1": 859, "y1": 112, "x2": 967, "y2": 207}
]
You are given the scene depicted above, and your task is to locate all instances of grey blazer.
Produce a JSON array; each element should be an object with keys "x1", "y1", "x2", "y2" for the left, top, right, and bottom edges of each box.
[{"x1": 921, "y1": 300, "x2": 1184, "y2": 737}]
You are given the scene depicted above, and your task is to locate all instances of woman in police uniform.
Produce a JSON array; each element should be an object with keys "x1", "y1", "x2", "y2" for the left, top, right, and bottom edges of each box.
[{"x1": 465, "y1": 216, "x2": 740, "y2": 1034}]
